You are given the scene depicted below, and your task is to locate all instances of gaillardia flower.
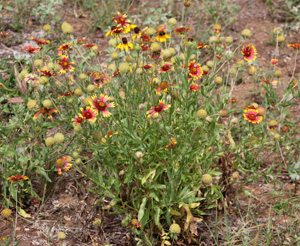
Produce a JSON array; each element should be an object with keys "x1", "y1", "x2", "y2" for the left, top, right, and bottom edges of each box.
[
  {"x1": 22, "y1": 45, "x2": 41, "y2": 53},
  {"x1": 155, "y1": 81, "x2": 173, "y2": 94},
  {"x1": 57, "y1": 43, "x2": 72, "y2": 56},
  {"x1": 79, "y1": 107, "x2": 97, "y2": 122},
  {"x1": 159, "y1": 62, "x2": 174, "y2": 73},
  {"x1": 56, "y1": 157, "x2": 72, "y2": 175},
  {"x1": 188, "y1": 60, "x2": 203, "y2": 79},
  {"x1": 106, "y1": 26, "x2": 124, "y2": 37},
  {"x1": 72, "y1": 116, "x2": 85, "y2": 125},
  {"x1": 189, "y1": 82, "x2": 200, "y2": 91},
  {"x1": 112, "y1": 12, "x2": 133, "y2": 33},
  {"x1": 34, "y1": 106, "x2": 58, "y2": 119},
  {"x1": 270, "y1": 59, "x2": 278, "y2": 65},
  {"x1": 91, "y1": 94, "x2": 115, "y2": 117},
  {"x1": 91, "y1": 71, "x2": 110, "y2": 88},
  {"x1": 288, "y1": 43, "x2": 300, "y2": 49},
  {"x1": 31, "y1": 37, "x2": 50, "y2": 45},
  {"x1": 116, "y1": 37, "x2": 133, "y2": 51},
  {"x1": 174, "y1": 27, "x2": 191, "y2": 35},
  {"x1": 7, "y1": 175, "x2": 29, "y2": 182},
  {"x1": 156, "y1": 25, "x2": 171, "y2": 42},
  {"x1": 147, "y1": 100, "x2": 171, "y2": 118},
  {"x1": 241, "y1": 45, "x2": 257, "y2": 62},
  {"x1": 243, "y1": 109, "x2": 262, "y2": 124},
  {"x1": 57, "y1": 55, "x2": 74, "y2": 73}
]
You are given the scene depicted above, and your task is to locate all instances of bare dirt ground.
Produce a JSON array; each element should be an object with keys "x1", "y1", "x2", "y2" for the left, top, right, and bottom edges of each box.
[{"x1": 1, "y1": 0, "x2": 300, "y2": 245}]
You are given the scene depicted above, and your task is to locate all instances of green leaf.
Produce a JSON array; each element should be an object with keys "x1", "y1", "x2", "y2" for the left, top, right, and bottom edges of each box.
[
  {"x1": 17, "y1": 207, "x2": 31, "y2": 218},
  {"x1": 154, "y1": 207, "x2": 162, "y2": 230},
  {"x1": 0, "y1": 150, "x2": 17, "y2": 157},
  {"x1": 5, "y1": 6, "x2": 14, "y2": 11},
  {"x1": 138, "y1": 197, "x2": 147, "y2": 222}
]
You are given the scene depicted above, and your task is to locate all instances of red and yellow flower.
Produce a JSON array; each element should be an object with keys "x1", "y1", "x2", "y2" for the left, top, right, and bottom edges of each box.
[
  {"x1": 72, "y1": 116, "x2": 85, "y2": 125},
  {"x1": 288, "y1": 43, "x2": 300, "y2": 49},
  {"x1": 189, "y1": 82, "x2": 200, "y2": 91},
  {"x1": 56, "y1": 157, "x2": 72, "y2": 175},
  {"x1": 174, "y1": 27, "x2": 191, "y2": 35},
  {"x1": 106, "y1": 26, "x2": 124, "y2": 37},
  {"x1": 155, "y1": 81, "x2": 173, "y2": 94},
  {"x1": 270, "y1": 59, "x2": 278, "y2": 65},
  {"x1": 91, "y1": 72, "x2": 110, "y2": 88},
  {"x1": 156, "y1": 25, "x2": 171, "y2": 42},
  {"x1": 112, "y1": 12, "x2": 134, "y2": 33},
  {"x1": 57, "y1": 55, "x2": 74, "y2": 73},
  {"x1": 147, "y1": 100, "x2": 170, "y2": 118},
  {"x1": 38, "y1": 69, "x2": 57, "y2": 77},
  {"x1": 31, "y1": 37, "x2": 50, "y2": 45},
  {"x1": 91, "y1": 94, "x2": 115, "y2": 117},
  {"x1": 22, "y1": 45, "x2": 41, "y2": 53},
  {"x1": 188, "y1": 60, "x2": 203, "y2": 79},
  {"x1": 79, "y1": 107, "x2": 97, "y2": 122},
  {"x1": 34, "y1": 107, "x2": 57, "y2": 119},
  {"x1": 241, "y1": 45, "x2": 257, "y2": 62},
  {"x1": 243, "y1": 109, "x2": 263, "y2": 124},
  {"x1": 197, "y1": 42, "x2": 209, "y2": 49},
  {"x1": 159, "y1": 62, "x2": 174, "y2": 73},
  {"x1": 57, "y1": 43, "x2": 72, "y2": 56},
  {"x1": 0, "y1": 32, "x2": 8, "y2": 39},
  {"x1": 7, "y1": 175, "x2": 29, "y2": 182},
  {"x1": 116, "y1": 37, "x2": 133, "y2": 51}
]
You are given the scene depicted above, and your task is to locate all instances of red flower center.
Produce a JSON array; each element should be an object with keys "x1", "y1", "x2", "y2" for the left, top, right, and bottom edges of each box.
[
  {"x1": 56, "y1": 158, "x2": 65, "y2": 167},
  {"x1": 98, "y1": 102, "x2": 107, "y2": 111},
  {"x1": 160, "y1": 81, "x2": 169, "y2": 90},
  {"x1": 162, "y1": 65, "x2": 170, "y2": 71},
  {"x1": 85, "y1": 112, "x2": 92, "y2": 118},
  {"x1": 191, "y1": 67, "x2": 197, "y2": 74},
  {"x1": 155, "y1": 105, "x2": 163, "y2": 112},
  {"x1": 62, "y1": 61, "x2": 69, "y2": 68},
  {"x1": 247, "y1": 113, "x2": 256, "y2": 120},
  {"x1": 119, "y1": 17, "x2": 125, "y2": 25}
]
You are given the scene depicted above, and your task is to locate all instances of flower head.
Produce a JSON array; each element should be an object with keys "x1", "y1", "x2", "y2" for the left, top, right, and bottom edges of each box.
[
  {"x1": 72, "y1": 116, "x2": 85, "y2": 125},
  {"x1": 56, "y1": 157, "x2": 72, "y2": 175},
  {"x1": 38, "y1": 69, "x2": 57, "y2": 77},
  {"x1": 34, "y1": 106, "x2": 57, "y2": 119},
  {"x1": 243, "y1": 109, "x2": 262, "y2": 124},
  {"x1": 112, "y1": 12, "x2": 132, "y2": 33},
  {"x1": 91, "y1": 71, "x2": 110, "y2": 88},
  {"x1": 188, "y1": 60, "x2": 203, "y2": 79},
  {"x1": 116, "y1": 37, "x2": 133, "y2": 51},
  {"x1": 147, "y1": 100, "x2": 170, "y2": 118},
  {"x1": 270, "y1": 59, "x2": 278, "y2": 65},
  {"x1": 22, "y1": 45, "x2": 41, "y2": 53},
  {"x1": 131, "y1": 219, "x2": 141, "y2": 229},
  {"x1": 197, "y1": 42, "x2": 209, "y2": 49},
  {"x1": 174, "y1": 26, "x2": 191, "y2": 35},
  {"x1": 7, "y1": 175, "x2": 29, "y2": 182},
  {"x1": 79, "y1": 107, "x2": 97, "y2": 122},
  {"x1": 155, "y1": 81, "x2": 173, "y2": 94},
  {"x1": 189, "y1": 82, "x2": 200, "y2": 91},
  {"x1": 57, "y1": 43, "x2": 72, "y2": 56},
  {"x1": 241, "y1": 45, "x2": 257, "y2": 62},
  {"x1": 159, "y1": 62, "x2": 174, "y2": 73},
  {"x1": 31, "y1": 37, "x2": 50, "y2": 45},
  {"x1": 91, "y1": 94, "x2": 115, "y2": 117},
  {"x1": 0, "y1": 32, "x2": 8, "y2": 39},
  {"x1": 106, "y1": 25, "x2": 124, "y2": 37},
  {"x1": 57, "y1": 55, "x2": 74, "y2": 73},
  {"x1": 288, "y1": 43, "x2": 300, "y2": 49},
  {"x1": 156, "y1": 25, "x2": 171, "y2": 42}
]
